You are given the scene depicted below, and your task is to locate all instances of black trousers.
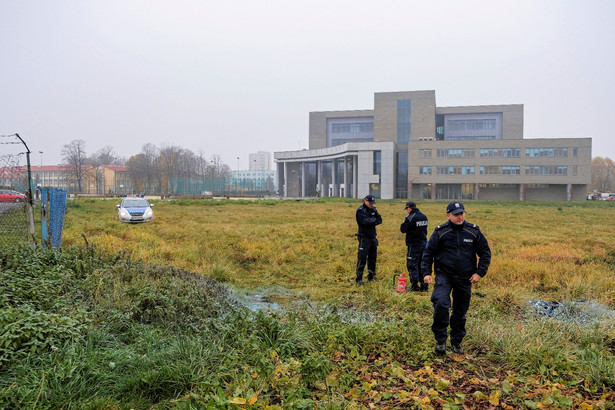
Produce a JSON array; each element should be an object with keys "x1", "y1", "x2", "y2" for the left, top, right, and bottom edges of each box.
[
  {"x1": 406, "y1": 243, "x2": 426, "y2": 285},
  {"x1": 356, "y1": 236, "x2": 378, "y2": 282},
  {"x1": 430, "y1": 274, "x2": 472, "y2": 345}
]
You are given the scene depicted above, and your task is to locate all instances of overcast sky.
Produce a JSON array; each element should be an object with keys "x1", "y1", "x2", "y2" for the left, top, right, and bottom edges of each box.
[{"x1": 1, "y1": 0, "x2": 614, "y2": 169}]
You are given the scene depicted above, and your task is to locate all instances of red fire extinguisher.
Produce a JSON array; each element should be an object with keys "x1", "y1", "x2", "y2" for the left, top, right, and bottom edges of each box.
[{"x1": 393, "y1": 273, "x2": 407, "y2": 293}]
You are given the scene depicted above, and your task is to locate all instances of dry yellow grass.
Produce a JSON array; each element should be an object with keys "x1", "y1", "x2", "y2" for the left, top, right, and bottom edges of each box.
[{"x1": 62, "y1": 198, "x2": 615, "y2": 306}]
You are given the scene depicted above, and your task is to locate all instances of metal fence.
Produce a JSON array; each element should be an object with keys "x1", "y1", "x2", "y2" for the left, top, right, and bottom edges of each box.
[
  {"x1": 0, "y1": 146, "x2": 31, "y2": 247},
  {"x1": 0, "y1": 199, "x2": 29, "y2": 247},
  {"x1": 40, "y1": 187, "x2": 67, "y2": 248}
]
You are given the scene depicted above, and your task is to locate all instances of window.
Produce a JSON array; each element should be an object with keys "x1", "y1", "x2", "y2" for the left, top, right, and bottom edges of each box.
[
  {"x1": 327, "y1": 117, "x2": 374, "y2": 147},
  {"x1": 447, "y1": 119, "x2": 496, "y2": 130},
  {"x1": 524, "y1": 166, "x2": 568, "y2": 175},
  {"x1": 437, "y1": 149, "x2": 475, "y2": 158},
  {"x1": 573, "y1": 147, "x2": 578, "y2": 158},
  {"x1": 419, "y1": 166, "x2": 432, "y2": 175},
  {"x1": 396, "y1": 152, "x2": 408, "y2": 198},
  {"x1": 525, "y1": 148, "x2": 568, "y2": 158},
  {"x1": 419, "y1": 149, "x2": 432, "y2": 159},
  {"x1": 331, "y1": 123, "x2": 374, "y2": 133},
  {"x1": 479, "y1": 166, "x2": 520, "y2": 175},
  {"x1": 373, "y1": 151, "x2": 381, "y2": 175},
  {"x1": 479, "y1": 148, "x2": 520, "y2": 158},
  {"x1": 397, "y1": 99, "x2": 411, "y2": 144},
  {"x1": 446, "y1": 135, "x2": 496, "y2": 140},
  {"x1": 437, "y1": 166, "x2": 475, "y2": 175}
]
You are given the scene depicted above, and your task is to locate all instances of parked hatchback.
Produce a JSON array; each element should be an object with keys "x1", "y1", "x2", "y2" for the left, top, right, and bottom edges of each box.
[
  {"x1": 117, "y1": 197, "x2": 154, "y2": 223},
  {"x1": 0, "y1": 189, "x2": 26, "y2": 202}
]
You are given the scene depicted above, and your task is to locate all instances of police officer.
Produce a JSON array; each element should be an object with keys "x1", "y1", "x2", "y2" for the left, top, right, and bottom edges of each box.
[
  {"x1": 422, "y1": 201, "x2": 491, "y2": 355},
  {"x1": 400, "y1": 201, "x2": 429, "y2": 291},
  {"x1": 355, "y1": 194, "x2": 382, "y2": 286}
]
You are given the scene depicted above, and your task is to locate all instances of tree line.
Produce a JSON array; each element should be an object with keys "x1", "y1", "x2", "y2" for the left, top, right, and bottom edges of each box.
[
  {"x1": 59, "y1": 140, "x2": 615, "y2": 195},
  {"x1": 591, "y1": 157, "x2": 614, "y2": 193},
  {"x1": 61, "y1": 140, "x2": 232, "y2": 195}
]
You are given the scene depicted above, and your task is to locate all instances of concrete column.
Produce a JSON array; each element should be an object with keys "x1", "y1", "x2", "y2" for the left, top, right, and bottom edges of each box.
[
  {"x1": 567, "y1": 184, "x2": 572, "y2": 201},
  {"x1": 317, "y1": 160, "x2": 322, "y2": 197},
  {"x1": 431, "y1": 183, "x2": 437, "y2": 200},
  {"x1": 353, "y1": 155, "x2": 358, "y2": 198},
  {"x1": 343, "y1": 157, "x2": 349, "y2": 198},
  {"x1": 301, "y1": 162, "x2": 306, "y2": 198},
  {"x1": 474, "y1": 183, "x2": 480, "y2": 200},
  {"x1": 519, "y1": 183, "x2": 526, "y2": 201},
  {"x1": 331, "y1": 159, "x2": 337, "y2": 197},
  {"x1": 283, "y1": 162, "x2": 288, "y2": 197}
]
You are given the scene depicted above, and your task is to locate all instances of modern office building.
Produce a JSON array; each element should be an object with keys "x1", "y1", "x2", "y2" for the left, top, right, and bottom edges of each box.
[
  {"x1": 249, "y1": 151, "x2": 273, "y2": 171},
  {"x1": 274, "y1": 90, "x2": 591, "y2": 201}
]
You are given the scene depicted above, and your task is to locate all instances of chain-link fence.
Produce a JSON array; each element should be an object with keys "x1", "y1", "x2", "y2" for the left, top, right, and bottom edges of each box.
[{"x1": 0, "y1": 147, "x2": 31, "y2": 247}]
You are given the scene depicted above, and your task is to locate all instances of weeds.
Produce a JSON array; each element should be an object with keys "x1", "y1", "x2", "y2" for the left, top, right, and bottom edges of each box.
[{"x1": 1, "y1": 199, "x2": 615, "y2": 408}]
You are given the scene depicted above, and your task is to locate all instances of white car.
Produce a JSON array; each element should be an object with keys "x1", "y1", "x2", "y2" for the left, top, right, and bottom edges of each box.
[{"x1": 117, "y1": 198, "x2": 154, "y2": 223}]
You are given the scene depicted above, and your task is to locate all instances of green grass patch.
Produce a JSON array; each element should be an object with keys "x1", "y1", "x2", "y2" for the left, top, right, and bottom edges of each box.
[{"x1": 1, "y1": 199, "x2": 615, "y2": 408}]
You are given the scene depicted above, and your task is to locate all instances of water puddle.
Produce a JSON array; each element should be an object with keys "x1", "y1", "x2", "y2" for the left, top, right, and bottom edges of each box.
[{"x1": 530, "y1": 300, "x2": 615, "y2": 324}]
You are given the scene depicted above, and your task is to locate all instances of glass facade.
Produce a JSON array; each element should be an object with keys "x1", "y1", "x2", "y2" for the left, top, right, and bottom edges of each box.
[
  {"x1": 443, "y1": 113, "x2": 502, "y2": 140},
  {"x1": 396, "y1": 152, "x2": 408, "y2": 198},
  {"x1": 326, "y1": 117, "x2": 374, "y2": 147},
  {"x1": 373, "y1": 151, "x2": 381, "y2": 175},
  {"x1": 397, "y1": 99, "x2": 411, "y2": 144}
]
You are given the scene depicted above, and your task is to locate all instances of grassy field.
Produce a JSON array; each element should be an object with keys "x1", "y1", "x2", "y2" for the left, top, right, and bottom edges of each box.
[
  {"x1": 1, "y1": 198, "x2": 615, "y2": 408},
  {"x1": 63, "y1": 197, "x2": 615, "y2": 306}
]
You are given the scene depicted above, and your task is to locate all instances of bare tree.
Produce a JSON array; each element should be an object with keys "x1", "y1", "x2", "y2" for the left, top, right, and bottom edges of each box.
[
  {"x1": 158, "y1": 145, "x2": 184, "y2": 195},
  {"x1": 591, "y1": 156, "x2": 614, "y2": 192},
  {"x1": 126, "y1": 143, "x2": 160, "y2": 193},
  {"x1": 61, "y1": 139, "x2": 89, "y2": 193},
  {"x1": 90, "y1": 145, "x2": 117, "y2": 166}
]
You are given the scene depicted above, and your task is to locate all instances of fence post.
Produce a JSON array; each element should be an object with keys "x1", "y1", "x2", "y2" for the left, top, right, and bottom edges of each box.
[{"x1": 40, "y1": 188, "x2": 49, "y2": 248}]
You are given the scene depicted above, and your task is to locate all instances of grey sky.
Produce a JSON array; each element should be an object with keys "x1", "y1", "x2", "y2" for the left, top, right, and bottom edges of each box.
[{"x1": 2, "y1": 0, "x2": 614, "y2": 168}]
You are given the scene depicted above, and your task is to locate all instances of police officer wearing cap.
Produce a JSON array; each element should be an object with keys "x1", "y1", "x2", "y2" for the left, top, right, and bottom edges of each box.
[
  {"x1": 421, "y1": 201, "x2": 491, "y2": 355},
  {"x1": 355, "y1": 194, "x2": 382, "y2": 286},
  {"x1": 400, "y1": 201, "x2": 429, "y2": 291}
]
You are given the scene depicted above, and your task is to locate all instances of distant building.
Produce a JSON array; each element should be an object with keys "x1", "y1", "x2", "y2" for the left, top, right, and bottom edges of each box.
[
  {"x1": 274, "y1": 90, "x2": 591, "y2": 200},
  {"x1": 231, "y1": 169, "x2": 276, "y2": 195},
  {"x1": 249, "y1": 151, "x2": 273, "y2": 171},
  {"x1": 27, "y1": 165, "x2": 134, "y2": 195}
]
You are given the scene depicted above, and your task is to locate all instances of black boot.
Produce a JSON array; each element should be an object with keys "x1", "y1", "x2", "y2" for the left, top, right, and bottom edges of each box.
[
  {"x1": 420, "y1": 283, "x2": 429, "y2": 292},
  {"x1": 410, "y1": 279, "x2": 420, "y2": 291}
]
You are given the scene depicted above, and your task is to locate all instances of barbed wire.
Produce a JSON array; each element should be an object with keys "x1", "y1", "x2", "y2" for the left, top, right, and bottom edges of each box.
[{"x1": 0, "y1": 134, "x2": 22, "y2": 144}]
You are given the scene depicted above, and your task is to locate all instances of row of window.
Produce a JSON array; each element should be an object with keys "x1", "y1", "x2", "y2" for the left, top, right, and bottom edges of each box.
[
  {"x1": 525, "y1": 147, "x2": 571, "y2": 158},
  {"x1": 419, "y1": 147, "x2": 578, "y2": 158},
  {"x1": 480, "y1": 148, "x2": 521, "y2": 158},
  {"x1": 331, "y1": 123, "x2": 374, "y2": 133},
  {"x1": 419, "y1": 165, "x2": 575, "y2": 176},
  {"x1": 447, "y1": 119, "x2": 496, "y2": 131},
  {"x1": 437, "y1": 149, "x2": 475, "y2": 158}
]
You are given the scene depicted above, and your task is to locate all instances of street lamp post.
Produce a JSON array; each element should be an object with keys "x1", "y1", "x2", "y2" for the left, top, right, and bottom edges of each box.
[
  {"x1": 210, "y1": 160, "x2": 215, "y2": 195},
  {"x1": 38, "y1": 151, "x2": 43, "y2": 167},
  {"x1": 236, "y1": 157, "x2": 239, "y2": 197}
]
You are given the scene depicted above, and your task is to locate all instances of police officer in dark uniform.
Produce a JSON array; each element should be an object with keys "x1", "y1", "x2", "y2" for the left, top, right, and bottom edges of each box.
[
  {"x1": 422, "y1": 201, "x2": 491, "y2": 355},
  {"x1": 355, "y1": 194, "x2": 382, "y2": 286},
  {"x1": 400, "y1": 201, "x2": 429, "y2": 291}
]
